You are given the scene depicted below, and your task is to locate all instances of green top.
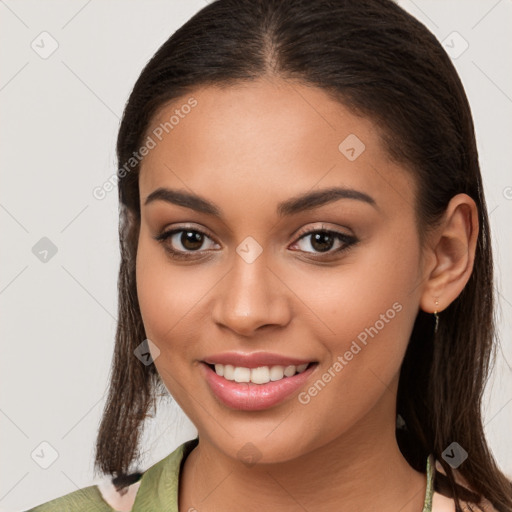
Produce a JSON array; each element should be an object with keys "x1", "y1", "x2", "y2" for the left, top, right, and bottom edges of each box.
[{"x1": 26, "y1": 439, "x2": 435, "y2": 511}]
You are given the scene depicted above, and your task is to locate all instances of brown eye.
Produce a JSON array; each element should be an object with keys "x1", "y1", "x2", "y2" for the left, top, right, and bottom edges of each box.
[
  {"x1": 309, "y1": 231, "x2": 336, "y2": 252},
  {"x1": 292, "y1": 229, "x2": 357, "y2": 255},
  {"x1": 154, "y1": 227, "x2": 219, "y2": 258},
  {"x1": 179, "y1": 230, "x2": 205, "y2": 251}
]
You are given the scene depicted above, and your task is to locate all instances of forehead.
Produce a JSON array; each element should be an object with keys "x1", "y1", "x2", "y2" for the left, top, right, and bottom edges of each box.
[{"x1": 139, "y1": 78, "x2": 415, "y2": 218}]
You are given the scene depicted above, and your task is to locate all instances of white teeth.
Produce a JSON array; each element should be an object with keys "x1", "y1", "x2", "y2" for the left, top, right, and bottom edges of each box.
[
  {"x1": 269, "y1": 365, "x2": 284, "y2": 381},
  {"x1": 234, "y1": 367, "x2": 251, "y2": 383},
  {"x1": 251, "y1": 366, "x2": 270, "y2": 384},
  {"x1": 211, "y1": 363, "x2": 310, "y2": 384},
  {"x1": 223, "y1": 364, "x2": 235, "y2": 380},
  {"x1": 284, "y1": 365, "x2": 296, "y2": 377}
]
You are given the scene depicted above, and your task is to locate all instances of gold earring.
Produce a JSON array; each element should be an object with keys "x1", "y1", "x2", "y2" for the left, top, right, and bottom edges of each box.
[{"x1": 433, "y1": 299, "x2": 440, "y2": 333}]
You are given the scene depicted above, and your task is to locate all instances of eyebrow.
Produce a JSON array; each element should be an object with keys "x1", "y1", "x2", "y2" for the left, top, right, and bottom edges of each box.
[{"x1": 144, "y1": 186, "x2": 377, "y2": 217}]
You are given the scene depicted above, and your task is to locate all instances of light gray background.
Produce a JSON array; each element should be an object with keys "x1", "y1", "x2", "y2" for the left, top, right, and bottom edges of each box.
[{"x1": 1, "y1": 1, "x2": 511, "y2": 510}]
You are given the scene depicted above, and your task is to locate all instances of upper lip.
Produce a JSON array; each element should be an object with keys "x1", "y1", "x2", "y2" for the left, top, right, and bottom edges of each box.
[{"x1": 203, "y1": 352, "x2": 315, "y2": 369}]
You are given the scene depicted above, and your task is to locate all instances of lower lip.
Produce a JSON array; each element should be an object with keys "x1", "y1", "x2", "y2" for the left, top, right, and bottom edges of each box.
[{"x1": 201, "y1": 362, "x2": 317, "y2": 411}]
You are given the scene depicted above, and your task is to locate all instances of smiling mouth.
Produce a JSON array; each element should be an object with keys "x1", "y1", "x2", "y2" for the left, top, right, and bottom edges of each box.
[
  {"x1": 201, "y1": 360, "x2": 319, "y2": 411},
  {"x1": 204, "y1": 362, "x2": 316, "y2": 384}
]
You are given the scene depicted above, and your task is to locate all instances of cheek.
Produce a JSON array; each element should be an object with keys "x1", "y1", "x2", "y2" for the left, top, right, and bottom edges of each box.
[
  {"x1": 135, "y1": 234, "x2": 210, "y2": 406},
  {"x1": 288, "y1": 231, "x2": 420, "y2": 386},
  {"x1": 289, "y1": 231, "x2": 420, "y2": 336},
  {"x1": 287, "y1": 243, "x2": 420, "y2": 437},
  {"x1": 135, "y1": 232, "x2": 206, "y2": 360}
]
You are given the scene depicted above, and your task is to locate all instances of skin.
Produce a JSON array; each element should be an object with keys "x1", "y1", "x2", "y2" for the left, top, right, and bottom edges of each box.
[{"x1": 135, "y1": 77, "x2": 478, "y2": 512}]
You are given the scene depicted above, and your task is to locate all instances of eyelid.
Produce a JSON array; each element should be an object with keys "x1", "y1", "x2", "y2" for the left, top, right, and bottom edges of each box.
[
  {"x1": 155, "y1": 223, "x2": 219, "y2": 244},
  {"x1": 292, "y1": 222, "x2": 354, "y2": 240}
]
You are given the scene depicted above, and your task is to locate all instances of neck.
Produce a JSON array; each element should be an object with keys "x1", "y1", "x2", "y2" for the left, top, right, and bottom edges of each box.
[{"x1": 179, "y1": 389, "x2": 426, "y2": 512}]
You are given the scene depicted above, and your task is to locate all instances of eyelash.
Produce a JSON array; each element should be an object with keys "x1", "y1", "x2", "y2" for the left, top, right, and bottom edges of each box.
[{"x1": 154, "y1": 225, "x2": 358, "y2": 261}]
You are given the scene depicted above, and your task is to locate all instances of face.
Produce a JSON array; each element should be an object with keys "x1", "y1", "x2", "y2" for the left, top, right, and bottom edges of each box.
[{"x1": 136, "y1": 77, "x2": 426, "y2": 463}]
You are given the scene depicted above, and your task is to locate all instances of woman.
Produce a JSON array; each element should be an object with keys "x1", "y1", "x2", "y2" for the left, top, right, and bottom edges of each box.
[{"x1": 27, "y1": 0, "x2": 512, "y2": 510}]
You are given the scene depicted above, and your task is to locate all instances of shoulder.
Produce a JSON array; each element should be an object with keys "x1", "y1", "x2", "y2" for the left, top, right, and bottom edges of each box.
[
  {"x1": 25, "y1": 479, "x2": 143, "y2": 512},
  {"x1": 26, "y1": 439, "x2": 198, "y2": 512},
  {"x1": 24, "y1": 484, "x2": 115, "y2": 511},
  {"x1": 432, "y1": 492, "x2": 499, "y2": 512}
]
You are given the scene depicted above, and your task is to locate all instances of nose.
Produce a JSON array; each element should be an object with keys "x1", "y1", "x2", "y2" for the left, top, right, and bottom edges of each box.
[{"x1": 211, "y1": 251, "x2": 292, "y2": 337}]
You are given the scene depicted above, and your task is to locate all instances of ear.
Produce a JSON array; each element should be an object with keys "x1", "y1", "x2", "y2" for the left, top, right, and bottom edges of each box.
[{"x1": 419, "y1": 193, "x2": 479, "y2": 314}]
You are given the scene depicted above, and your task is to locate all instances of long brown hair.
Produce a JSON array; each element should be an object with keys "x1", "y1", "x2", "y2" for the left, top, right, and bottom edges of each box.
[{"x1": 94, "y1": 0, "x2": 512, "y2": 509}]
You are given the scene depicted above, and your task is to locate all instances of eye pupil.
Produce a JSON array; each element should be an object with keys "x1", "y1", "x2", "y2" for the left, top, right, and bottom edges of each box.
[
  {"x1": 311, "y1": 231, "x2": 334, "y2": 252},
  {"x1": 181, "y1": 231, "x2": 203, "y2": 250}
]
